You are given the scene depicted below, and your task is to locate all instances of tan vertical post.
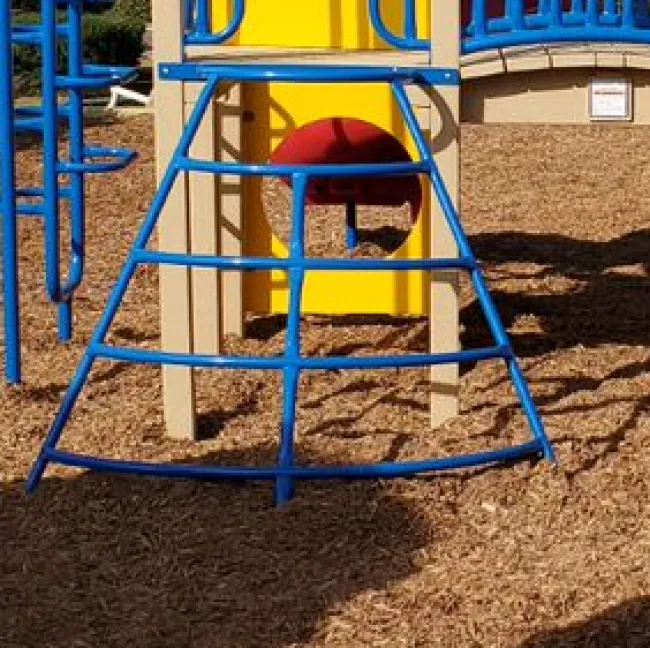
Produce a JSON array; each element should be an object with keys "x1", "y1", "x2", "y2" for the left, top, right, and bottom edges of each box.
[
  {"x1": 429, "y1": 0, "x2": 461, "y2": 426},
  {"x1": 153, "y1": 0, "x2": 197, "y2": 439},
  {"x1": 189, "y1": 96, "x2": 221, "y2": 354},
  {"x1": 218, "y1": 84, "x2": 244, "y2": 337}
]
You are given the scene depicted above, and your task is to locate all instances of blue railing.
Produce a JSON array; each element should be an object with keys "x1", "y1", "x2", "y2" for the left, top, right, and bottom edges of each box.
[
  {"x1": 183, "y1": 0, "x2": 429, "y2": 50},
  {"x1": 0, "y1": 0, "x2": 137, "y2": 383},
  {"x1": 462, "y1": 0, "x2": 650, "y2": 54},
  {"x1": 182, "y1": 1, "x2": 650, "y2": 55}
]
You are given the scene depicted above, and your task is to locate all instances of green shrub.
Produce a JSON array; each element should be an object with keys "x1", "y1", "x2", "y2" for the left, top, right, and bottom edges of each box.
[
  {"x1": 13, "y1": 11, "x2": 145, "y2": 95},
  {"x1": 112, "y1": 0, "x2": 151, "y2": 24}
]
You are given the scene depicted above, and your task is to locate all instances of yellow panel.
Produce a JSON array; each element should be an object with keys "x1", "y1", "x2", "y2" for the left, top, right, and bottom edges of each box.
[
  {"x1": 212, "y1": 0, "x2": 431, "y2": 49},
  {"x1": 242, "y1": 82, "x2": 430, "y2": 316}
]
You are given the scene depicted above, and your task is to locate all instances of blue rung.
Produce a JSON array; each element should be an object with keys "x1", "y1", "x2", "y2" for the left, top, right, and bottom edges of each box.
[
  {"x1": 36, "y1": 440, "x2": 544, "y2": 486},
  {"x1": 25, "y1": 65, "x2": 556, "y2": 507},
  {"x1": 93, "y1": 342, "x2": 510, "y2": 371}
]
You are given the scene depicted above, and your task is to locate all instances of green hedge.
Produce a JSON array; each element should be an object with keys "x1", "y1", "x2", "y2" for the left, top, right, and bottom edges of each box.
[{"x1": 13, "y1": 11, "x2": 145, "y2": 95}]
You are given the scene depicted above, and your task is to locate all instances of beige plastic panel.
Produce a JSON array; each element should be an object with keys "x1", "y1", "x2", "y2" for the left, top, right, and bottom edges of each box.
[{"x1": 462, "y1": 68, "x2": 650, "y2": 124}]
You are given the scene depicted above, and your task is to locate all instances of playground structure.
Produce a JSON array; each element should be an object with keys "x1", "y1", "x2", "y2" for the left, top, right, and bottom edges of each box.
[
  {"x1": 3, "y1": 0, "x2": 650, "y2": 504},
  {"x1": 0, "y1": 0, "x2": 137, "y2": 384}
]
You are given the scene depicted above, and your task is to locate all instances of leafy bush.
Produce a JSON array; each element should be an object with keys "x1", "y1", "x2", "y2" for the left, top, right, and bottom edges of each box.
[
  {"x1": 13, "y1": 10, "x2": 145, "y2": 95},
  {"x1": 111, "y1": 0, "x2": 151, "y2": 24}
]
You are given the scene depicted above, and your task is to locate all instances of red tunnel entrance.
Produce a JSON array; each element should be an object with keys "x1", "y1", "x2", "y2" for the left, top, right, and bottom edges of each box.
[{"x1": 270, "y1": 117, "x2": 423, "y2": 220}]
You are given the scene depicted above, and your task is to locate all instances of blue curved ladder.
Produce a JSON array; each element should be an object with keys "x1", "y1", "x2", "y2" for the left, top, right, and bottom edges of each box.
[
  {"x1": 36, "y1": 0, "x2": 650, "y2": 505},
  {"x1": 0, "y1": 0, "x2": 137, "y2": 384}
]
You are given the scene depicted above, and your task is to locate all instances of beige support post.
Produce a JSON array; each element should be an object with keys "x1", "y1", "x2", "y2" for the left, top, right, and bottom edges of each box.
[
  {"x1": 429, "y1": 0, "x2": 461, "y2": 426},
  {"x1": 189, "y1": 97, "x2": 221, "y2": 354},
  {"x1": 153, "y1": 1, "x2": 197, "y2": 439},
  {"x1": 217, "y1": 84, "x2": 244, "y2": 337}
]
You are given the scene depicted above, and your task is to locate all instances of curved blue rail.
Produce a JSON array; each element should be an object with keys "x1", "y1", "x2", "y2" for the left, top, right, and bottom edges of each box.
[
  {"x1": 462, "y1": 0, "x2": 650, "y2": 54},
  {"x1": 183, "y1": 0, "x2": 650, "y2": 54}
]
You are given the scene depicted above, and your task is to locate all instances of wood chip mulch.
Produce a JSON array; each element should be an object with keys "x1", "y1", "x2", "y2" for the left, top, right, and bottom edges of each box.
[{"x1": 1, "y1": 115, "x2": 649, "y2": 648}]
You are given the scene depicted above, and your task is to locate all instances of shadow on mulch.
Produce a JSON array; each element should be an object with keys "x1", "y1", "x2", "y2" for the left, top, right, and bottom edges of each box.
[
  {"x1": 1, "y1": 445, "x2": 433, "y2": 648},
  {"x1": 464, "y1": 228, "x2": 650, "y2": 355},
  {"x1": 520, "y1": 596, "x2": 650, "y2": 648}
]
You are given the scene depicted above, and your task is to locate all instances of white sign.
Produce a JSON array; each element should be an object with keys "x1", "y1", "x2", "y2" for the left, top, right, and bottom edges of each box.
[{"x1": 589, "y1": 79, "x2": 631, "y2": 121}]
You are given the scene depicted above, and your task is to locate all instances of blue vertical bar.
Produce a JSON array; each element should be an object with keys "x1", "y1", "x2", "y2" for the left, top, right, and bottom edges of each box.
[
  {"x1": 195, "y1": 0, "x2": 210, "y2": 36},
  {"x1": 622, "y1": 0, "x2": 636, "y2": 27},
  {"x1": 275, "y1": 173, "x2": 308, "y2": 506},
  {"x1": 472, "y1": 0, "x2": 487, "y2": 35},
  {"x1": 345, "y1": 202, "x2": 358, "y2": 250},
  {"x1": 549, "y1": 0, "x2": 563, "y2": 26},
  {"x1": 507, "y1": 0, "x2": 525, "y2": 29},
  {"x1": 0, "y1": 0, "x2": 21, "y2": 383},
  {"x1": 42, "y1": 0, "x2": 62, "y2": 311},
  {"x1": 604, "y1": 0, "x2": 617, "y2": 16},
  {"x1": 570, "y1": 0, "x2": 583, "y2": 23},
  {"x1": 59, "y1": 0, "x2": 85, "y2": 341},
  {"x1": 585, "y1": 0, "x2": 599, "y2": 25},
  {"x1": 404, "y1": 0, "x2": 418, "y2": 40}
]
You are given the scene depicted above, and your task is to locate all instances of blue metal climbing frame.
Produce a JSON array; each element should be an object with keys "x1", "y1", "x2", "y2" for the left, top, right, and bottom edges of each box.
[
  {"x1": 0, "y1": 0, "x2": 137, "y2": 384},
  {"x1": 27, "y1": 0, "x2": 650, "y2": 505}
]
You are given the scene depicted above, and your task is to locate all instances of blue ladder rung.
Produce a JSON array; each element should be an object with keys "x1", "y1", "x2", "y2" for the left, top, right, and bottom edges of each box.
[
  {"x1": 93, "y1": 343, "x2": 511, "y2": 371},
  {"x1": 11, "y1": 24, "x2": 69, "y2": 44},
  {"x1": 40, "y1": 440, "x2": 544, "y2": 486},
  {"x1": 135, "y1": 249, "x2": 479, "y2": 272},
  {"x1": 56, "y1": 65, "x2": 138, "y2": 90},
  {"x1": 57, "y1": 146, "x2": 137, "y2": 174}
]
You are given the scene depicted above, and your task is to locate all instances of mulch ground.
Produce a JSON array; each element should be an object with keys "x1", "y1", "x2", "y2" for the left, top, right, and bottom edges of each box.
[{"x1": 1, "y1": 114, "x2": 649, "y2": 648}]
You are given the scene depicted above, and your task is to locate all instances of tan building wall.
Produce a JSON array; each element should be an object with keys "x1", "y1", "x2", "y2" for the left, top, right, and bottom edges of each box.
[{"x1": 462, "y1": 59, "x2": 650, "y2": 124}]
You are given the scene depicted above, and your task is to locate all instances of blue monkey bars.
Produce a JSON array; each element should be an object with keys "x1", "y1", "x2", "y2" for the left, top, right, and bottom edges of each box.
[
  {"x1": 0, "y1": 0, "x2": 137, "y2": 383},
  {"x1": 25, "y1": 61, "x2": 555, "y2": 506}
]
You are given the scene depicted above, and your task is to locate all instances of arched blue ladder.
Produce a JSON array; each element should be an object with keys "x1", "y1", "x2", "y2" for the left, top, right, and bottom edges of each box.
[
  {"x1": 0, "y1": 0, "x2": 137, "y2": 384},
  {"x1": 32, "y1": 0, "x2": 650, "y2": 505}
]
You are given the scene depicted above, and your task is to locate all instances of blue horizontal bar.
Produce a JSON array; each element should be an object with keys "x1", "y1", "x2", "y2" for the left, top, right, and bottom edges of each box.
[
  {"x1": 182, "y1": 156, "x2": 429, "y2": 178},
  {"x1": 56, "y1": 65, "x2": 137, "y2": 90},
  {"x1": 16, "y1": 105, "x2": 70, "y2": 119},
  {"x1": 82, "y1": 64, "x2": 138, "y2": 84},
  {"x1": 14, "y1": 105, "x2": 71, "y2": 131},
  {"x1": 45, "y1": 440, "x2": 543, "y2": 480},
  {"x1": 11, "y1": 24, "x2": 69, "y2": 44},
  {"x1": 135, "y1": 249, "x2": 477, "y2": 272},
  {"x1": 463, "y1": 25, "x2": 650, "y2": 54},
  {"x1": 16, "y1": 206, "x2": 45, "y2": 217},
  {"x1": 93, "y1": 343, "x2": 509, "y2": 371},
  {"x1": 58, "y1": 146, "x2": 137, "y2": 174},
  {"x1": 16, "y1": 186, "x2": 72, "y2": 200},
  {"x1": 159, "y1": 63, "x2": 459, "y2": 86}
]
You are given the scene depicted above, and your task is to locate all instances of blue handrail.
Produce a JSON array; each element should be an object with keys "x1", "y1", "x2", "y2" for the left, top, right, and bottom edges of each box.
[
  {"x1": 184, "y1": 0, "x2": 430, "y2": 50},
  {"x1": 463, "y1": 0, "x2": 650, "y2": 54},
  {"x1": 184, "y1": 0, "x2": 246, "y2": 45},
  {"x1": 368, "y1": 0, "x2": 430, "y2": 51}
]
